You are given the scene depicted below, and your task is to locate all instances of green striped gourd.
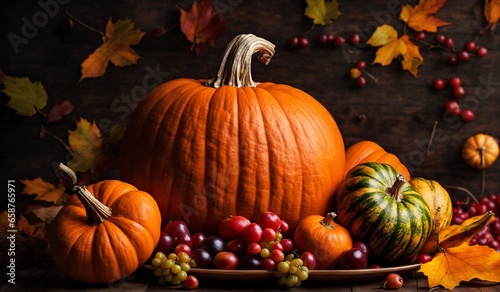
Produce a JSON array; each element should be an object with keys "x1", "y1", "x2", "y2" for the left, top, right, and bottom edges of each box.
[{"x1": 336, "y1": 162, "x2": 432, "y2": 265}]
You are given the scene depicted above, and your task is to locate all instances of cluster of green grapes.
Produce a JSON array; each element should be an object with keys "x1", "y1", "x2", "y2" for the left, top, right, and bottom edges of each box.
[
  {"x1": 150, "y1": 251, "x2": 198, "y2": 289},
  {"x1": 274, "y1": 254, "x2": 310, "y2": 288}
]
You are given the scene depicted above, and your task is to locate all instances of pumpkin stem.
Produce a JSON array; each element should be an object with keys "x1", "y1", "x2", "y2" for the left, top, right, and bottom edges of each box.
[
  {"x1": 57, "y1": 163, "x2": 112, "y2": 225},
  {"x1": 320, "y1": 212, "x2": 337, "y2": 230},
  {"x1": 73, "y1": 186, "x2": 112, "y2": 225},
  {"x1": 387, "y1": 174, "x2": 406, "y2": 202},
  {"x1": 205, "y1": 34, "x2": 276, "y2": 88}
]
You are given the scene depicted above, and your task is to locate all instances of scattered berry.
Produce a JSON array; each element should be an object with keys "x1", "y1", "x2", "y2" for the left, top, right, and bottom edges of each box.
[
  {"x1": 333, "y1": 36, "x2": 345, "y2": 47},
  {"x1": 298, "y1": 37, "x2": 309, "y2": 48},
  {"x1": 476, "y1": 47, "x2": 488, "y2": 58},
  {"x1": 460, "y1": 109, "x2": 474, "y2": 122},
  {"x1": 452, "y1": 86, "x2": 465, "y2": 98},
  {"x1": 355, "y1": 76, "x2": 367, "y2": 88},
  {"x1": 432, "y1": 78, "x2": 446, "y2": 90},
  {"x1": 326, "y1": 34, "x2": 335, "y2": 43},
  {"x1": 444, "y1": 100, "x2": 461, "y2": 116},
  {"x1": 414, "y1": 31, "x2": 426, "y2": 41},
  {"x1": 317, "y1": 34, "x2": 328, "y2": 45},
  {"x1": 348, "y1": 33, "x2": 361, "y2": 45},
  {"x1": 457, "y1": 50, "x2": 470, "y2": 62},
  {"x1": 443, "y1": 37, "x2": 454, "y2": 49},
  {"x1": 449, "y1": 76, "x2": 461, "y2": 88},
  {"x1": 384, "y1": 273, "x2": 404, "y2": 289},
  {"x1": 435, "y1": 34, "x2": 446, "y2": 44},
  {"x1": 448, "y1": 55, "x2": 458, "y2": 66},
  {"x1": 356, "y1": 60, "x2": 367, "y2": 71},
  {"x1": 289, "y1": 37, "x2": 299, "y2": 47},
  {"x1": 463, "y1": 41, "x2": 477, "y2": 52}
]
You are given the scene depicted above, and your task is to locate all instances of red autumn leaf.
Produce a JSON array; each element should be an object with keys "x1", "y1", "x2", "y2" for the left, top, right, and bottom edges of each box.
[
  {"x1": 47, "y1": 100, "x2": 75, "y2": 123},
  {"x1": 179, "y1": 0, "x2": 227, "y2": 55}
]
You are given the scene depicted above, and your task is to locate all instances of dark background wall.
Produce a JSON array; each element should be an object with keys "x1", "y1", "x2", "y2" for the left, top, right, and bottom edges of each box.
[{"x1": 1, "y1": 0, "x2": 499, "y2": 212}]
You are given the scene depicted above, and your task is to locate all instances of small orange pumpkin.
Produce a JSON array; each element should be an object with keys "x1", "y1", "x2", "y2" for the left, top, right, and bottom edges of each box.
[
  {"x1": 461, "y1": 133, "x2": 499, "y2": 169},
  {"x1": 49, "y1": 173, "x2": 161, "y2": 283},
  {"x1": 293, "y1": 212, "x2": 352, "y2": 269}
]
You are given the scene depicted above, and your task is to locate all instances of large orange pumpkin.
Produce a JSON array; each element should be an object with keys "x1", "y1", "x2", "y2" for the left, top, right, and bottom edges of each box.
[
  {"x1": 119, "y1": 34, "x2": 345, "y2": 233},
  {"x1": 48, "y1": 177, "x2": 161, "y2": 283}
]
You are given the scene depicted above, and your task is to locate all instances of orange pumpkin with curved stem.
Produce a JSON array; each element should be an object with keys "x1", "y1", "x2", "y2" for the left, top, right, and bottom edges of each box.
[
  {"x1": 119, "y1": 34, "x2": 345, "y2": 233},
  {"x1": 461, "y1": 133, "x2": 499, "y2": 169},
  {"x1": 48, "y1": 174, "x2": 161, "y2": 284}
]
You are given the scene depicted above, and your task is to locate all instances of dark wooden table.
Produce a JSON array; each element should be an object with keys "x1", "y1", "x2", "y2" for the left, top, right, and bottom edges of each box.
[
  {"x1": 1, "y1": 0, "x2": 499, "y2": 291},
  {"x1": 2, "y1": 265, "x2": 500, "y2": 291}
]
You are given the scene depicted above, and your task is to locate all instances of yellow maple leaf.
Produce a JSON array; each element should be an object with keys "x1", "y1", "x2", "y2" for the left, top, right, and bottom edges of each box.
[
  {"x1": 304, "y1": 0, "x2": 341, "y2": 25},
  {"x1": 400, "y1": 35, "x2": 423, "y2": 78},
  {"x1": 367, "y1": 24, "x2": 407, "y2": 66},
  {"x1": 20, "y1": 177, "x2": 68, "y2": 205},
  {"x1": 0, "y1": 70, "x2": 48, "y2": 117},
  {"x1": 419, "y1": 243, "x2": 500, "y2": 290},
  {"x1": 484, "y1": 0, "x2": 500, "y2": 30},
  {"x1": 67, "y1": 118, "x2": 103, "y2": 173},
  {"x1": 79, "y1": 18, "x2": 145, "y2": 82},
  {"x1": 400, "y1": 0, "x2": 449, "y2": 32}
]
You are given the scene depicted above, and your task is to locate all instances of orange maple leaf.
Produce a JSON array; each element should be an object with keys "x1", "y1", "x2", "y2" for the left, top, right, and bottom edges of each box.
[
  {"x1": 20, "y1": 177, "x2": 68, "y2": 205},
  {"x1": 484, "y1": 0, "x2": 500, "y2": 30},
  {"x1": 419, "y1": 243, "x2": 500, "y2": 290},
  {"x1": 400, "y1": 35, "x2": 423, "y2": 78},
  {"x1": 79, "y1": 18, "x2": 144, "y2": 82},
  {"x1": 180, "y1": 0, "x2": 227, "y2": 55},
  {"x1": 400, "y1": 0, "x2": 449, "y2": 32}
]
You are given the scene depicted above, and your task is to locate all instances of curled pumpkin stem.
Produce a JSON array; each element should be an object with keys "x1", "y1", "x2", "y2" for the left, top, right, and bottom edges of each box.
[{"x1": 206, "y1": 34, "x2": 276, "y2": 88}]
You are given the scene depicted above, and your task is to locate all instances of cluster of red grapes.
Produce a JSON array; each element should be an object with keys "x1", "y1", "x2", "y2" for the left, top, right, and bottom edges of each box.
[
  {"x1": 433, "y1": 76, "x2": 475, "y2": 122},
  {"x1": 289, "y1": 33, "x2": 361, "y2": 48},
  {"x1": 452, "y1": 194, "x2": 500, "y2": 252},
  {"x1": 151, "y1": 212, "x2": 318, "y2": 288}
]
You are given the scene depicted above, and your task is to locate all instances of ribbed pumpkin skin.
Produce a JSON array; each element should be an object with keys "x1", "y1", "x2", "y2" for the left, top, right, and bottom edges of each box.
[
  {"x1": 344, "y1": 141, "x2": 410, "y2": 180},
  {"x1": 48, "y1": 180, "x2": 161, "y2": 283},
  {"x1": 336, "y1": 162, "x2": 432, "y2": 266},
  {"x1": 293, "y1": 213, "x2": 352, "y2": 269},
  {"x1": 409, "y1": 177, "x2": 453, "y2": 255},
  {"x1": 120, "y1": 79, "x2": 345, "y2": 233}
]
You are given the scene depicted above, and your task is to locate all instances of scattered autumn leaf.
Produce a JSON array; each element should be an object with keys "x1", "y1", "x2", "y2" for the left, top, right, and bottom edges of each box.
[
  {"x1": 47, "y1": 100, "x2": 75, "y2": 123},
  {"x1": 367, "y1": 25, "x2": 407, "y2": 66},
  {"x1": 179, "y1": 0, "x2": 227, "y2": 55},
  {"x1": 400, "y1": 0, "x2": 449, "y2": 32},
  {"x1": 439, "y1": 211, "x2": 495, "y2": 249},
  {"x1": 484, "y1": 0, "x2": 500, "y2": 30},
  {"x1": 17, "y1": 215, "x2": 46, "y2": 238},
  {"x1": 67, "y1": 118, "x2": 103, "y2": 173},
  {"x1": 400, "y1": 35, "x2": 424, "y2": 78},
  {"x1": 419, "y1": 243, "x2": 500, "y2": 290},
  {"x1": 29, "y1": 205, "x2": 64, "y2": 224},
  {"x1": 20, "y1": 177, "x2": 68, "y2": 205},
  {"x1": 79, "y1": 18, "x2": 145, "y2": 82},
  {"x1": 304, "y1": 0, "x2": 342, "y2": 25},
  {"x1": 0, "y1": 71, "x2": 48, "y2": 117}
]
